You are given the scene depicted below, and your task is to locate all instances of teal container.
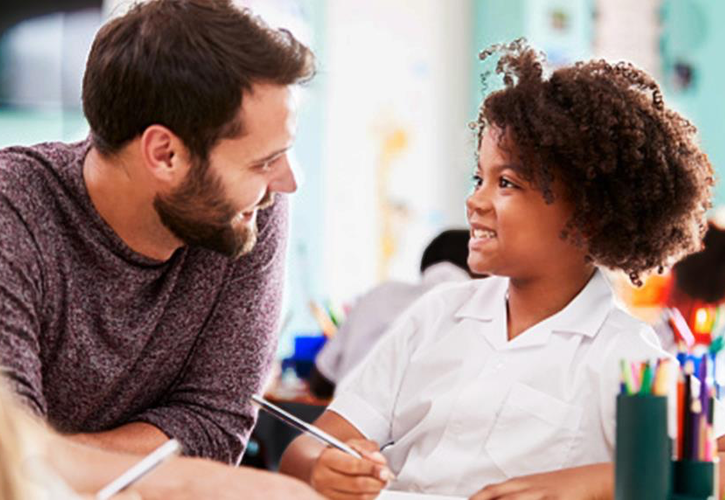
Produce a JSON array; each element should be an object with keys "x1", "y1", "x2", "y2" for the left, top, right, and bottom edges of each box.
[
  {"x1": 671, "y1": 460, "x2": 716, "y2": 500},
  {"x1": 615, "y1": 394, "x2": 671, "y2": 500}
]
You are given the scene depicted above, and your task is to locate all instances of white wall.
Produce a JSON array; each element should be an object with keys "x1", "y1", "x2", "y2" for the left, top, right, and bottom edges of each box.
[{"x1": 322, "y1": 0, "x2": 473, "y2": 301}]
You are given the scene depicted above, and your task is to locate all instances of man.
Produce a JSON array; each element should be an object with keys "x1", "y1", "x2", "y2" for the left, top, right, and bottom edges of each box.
[{"x1": 0, "y1": 0, "x2": 311, "y2": 469}]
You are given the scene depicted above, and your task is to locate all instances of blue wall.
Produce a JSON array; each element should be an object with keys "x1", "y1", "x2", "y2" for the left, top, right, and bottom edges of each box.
[{"x1": 661, "y1": 0, "x2": 725, "y2": 206}]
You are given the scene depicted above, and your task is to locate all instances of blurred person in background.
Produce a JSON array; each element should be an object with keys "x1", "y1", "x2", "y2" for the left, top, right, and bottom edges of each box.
[
  {"x1": 309, "y1": 229, "x2": 475, "y2": 398},
  {"x1": 653, "y1": 221, "x2": 725, "y2": 353}
]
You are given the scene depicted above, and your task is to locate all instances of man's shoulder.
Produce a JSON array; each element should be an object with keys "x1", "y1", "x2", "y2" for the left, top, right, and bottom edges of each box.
[
  {"x1": 0, "y1": 140, "x2": 83, "y2": 202},
  {"x1": 0, "y1": 140, "x2": 80, "y2": 173}
]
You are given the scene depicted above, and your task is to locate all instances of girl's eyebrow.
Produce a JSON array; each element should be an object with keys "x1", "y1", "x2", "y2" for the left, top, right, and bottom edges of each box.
[{"x1": 477, "y1": 161, "x2": 526, "y2": 176}]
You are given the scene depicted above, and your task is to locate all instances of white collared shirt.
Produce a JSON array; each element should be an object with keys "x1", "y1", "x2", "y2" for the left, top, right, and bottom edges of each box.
[{"x1": 328, "y1": 269, "x2": 674, "y2": 496}]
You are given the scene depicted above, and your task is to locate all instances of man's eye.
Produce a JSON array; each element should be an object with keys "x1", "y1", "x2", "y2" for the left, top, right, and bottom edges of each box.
[{"x1": 254, "y1": 160, "x2": 273, "y2": 171}]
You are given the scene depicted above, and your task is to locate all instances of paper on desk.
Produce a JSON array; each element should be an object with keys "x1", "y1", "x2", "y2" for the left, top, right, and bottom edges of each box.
[{"x1": 377, "y1": 490, "x2": 466, "y2": 500}]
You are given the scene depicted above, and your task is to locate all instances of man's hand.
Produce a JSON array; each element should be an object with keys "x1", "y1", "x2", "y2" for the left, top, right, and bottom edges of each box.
[
  {"x1": 469, "y1": 463, "x2": 613, "y2": 500},
  {"x1": 309, "y1": 439, "x2": 394, "y2": 500}
]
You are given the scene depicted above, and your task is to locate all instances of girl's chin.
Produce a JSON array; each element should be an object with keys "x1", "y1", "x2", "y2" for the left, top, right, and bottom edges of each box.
[{"x1": 467, "y1": 259, "x2": 494, "y2": 276}]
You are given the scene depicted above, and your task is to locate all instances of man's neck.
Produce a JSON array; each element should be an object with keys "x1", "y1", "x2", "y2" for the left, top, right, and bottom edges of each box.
[{"x1": 83, "y1": 147, "x2": 182, "y2": 261}]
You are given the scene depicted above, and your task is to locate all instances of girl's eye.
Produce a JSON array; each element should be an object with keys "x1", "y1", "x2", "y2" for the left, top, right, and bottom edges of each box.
[
  {"x1": 471, "y1": 174, "x2": 483, "y2": 189},
  {"x1": 498, "y1": 177, "x2": 516, "y2": 189}
]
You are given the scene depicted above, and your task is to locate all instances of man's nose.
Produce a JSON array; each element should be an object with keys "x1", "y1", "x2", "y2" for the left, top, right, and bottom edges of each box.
[{"x1": 269, "y1": 155, "x2": 297, "y2": 194}]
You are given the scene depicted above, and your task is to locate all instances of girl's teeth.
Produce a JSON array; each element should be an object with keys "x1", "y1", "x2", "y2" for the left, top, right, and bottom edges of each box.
[{"x1": 473, "y1": 229, "x2": 496, "y2": 239}]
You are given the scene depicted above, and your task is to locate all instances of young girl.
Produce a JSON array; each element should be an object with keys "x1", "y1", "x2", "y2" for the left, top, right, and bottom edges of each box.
[{"x1": 279, "y1": 40, "x2": 714, "y2": 499}]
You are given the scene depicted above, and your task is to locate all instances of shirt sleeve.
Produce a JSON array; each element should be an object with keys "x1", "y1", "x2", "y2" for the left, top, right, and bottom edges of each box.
[
  {"x1": 131, "y1": 196, "x2": 288, "y2": 464},
  {"x1": 327, "y1": 300, "x2": 423, "y2": 446},
  {"x1": 0, "y1": 194, "x2": 47, "y2": 416}
]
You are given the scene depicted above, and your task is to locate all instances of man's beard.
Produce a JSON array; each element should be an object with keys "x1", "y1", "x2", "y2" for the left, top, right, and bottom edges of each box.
[{"x1": 153, "y1": 156, "x2": 273, "y2": 259}]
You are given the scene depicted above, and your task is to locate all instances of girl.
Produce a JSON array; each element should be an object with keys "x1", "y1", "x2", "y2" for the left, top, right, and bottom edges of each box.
[{"x1": 279, "y1": 40, "x2": 714, "y2": 499}]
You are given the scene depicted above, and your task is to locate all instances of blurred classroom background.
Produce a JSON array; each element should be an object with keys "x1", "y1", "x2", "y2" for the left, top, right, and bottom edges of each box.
[{"x1": 1, "y1": 0, "x2": 723, "y2": 358}]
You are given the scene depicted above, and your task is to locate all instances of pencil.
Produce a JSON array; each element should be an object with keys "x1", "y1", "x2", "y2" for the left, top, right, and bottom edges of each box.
[
  {"x1": 683, "y1": 360, "x2": 694, "y2": 460},
  {"x1": 95, "y1": 439, "x2": 181, "y2": 500},
  {"x1": 252, "y1": 395, "x2": 362, "y2": 459},
  {"x1": 640, "y1": 362, "x2": 652, "y2": 394},
  {"x1": 620, "y1": 360, "x2": 634, "y2": 394}
]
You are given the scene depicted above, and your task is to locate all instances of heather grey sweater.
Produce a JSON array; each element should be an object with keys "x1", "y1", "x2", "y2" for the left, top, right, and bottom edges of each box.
[{"x1": 0, "y1": 140, "x2": 285, "y2": 464}]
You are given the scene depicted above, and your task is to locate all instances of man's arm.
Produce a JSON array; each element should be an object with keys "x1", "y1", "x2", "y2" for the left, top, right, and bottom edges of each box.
[
  {"x1": 17, "y1": 410, "x2": 324, "y2": 499},
  {"x1": 0, "y1": 194, "x2": 47, "y2": 415},
  {"x1": 128, "y1": 196, "x2": 289, "y2": 463},
  {"x1": 69, "y1": 422, "x2": 169, "y2": 455}
]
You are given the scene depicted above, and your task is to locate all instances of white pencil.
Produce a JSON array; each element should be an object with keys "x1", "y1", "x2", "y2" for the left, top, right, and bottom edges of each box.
[
  {"x1": 251, "y1": 394, "x2": 362, "y2": 459},
  {"x1": 95, "y1": 439, "x2": 182, "y2": 500}
]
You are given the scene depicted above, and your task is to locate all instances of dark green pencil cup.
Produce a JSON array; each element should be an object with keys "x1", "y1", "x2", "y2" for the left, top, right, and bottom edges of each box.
[
  {"x1": 615, "y1": 394, "x2": 671, "y2": 500},
  {"x1": 670, "y1": 460, "x2": 716, "y2": 500}
]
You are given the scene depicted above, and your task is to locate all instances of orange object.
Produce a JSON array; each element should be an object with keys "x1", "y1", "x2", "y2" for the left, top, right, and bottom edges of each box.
[{"x1": 628, "y1": 273, "x2": 672, "y2": 307}]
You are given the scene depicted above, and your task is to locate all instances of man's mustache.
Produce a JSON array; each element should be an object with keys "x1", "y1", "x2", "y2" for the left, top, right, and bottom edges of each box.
[{"x1": 257, "y1": 192, "x2": 275, "y2": 210}]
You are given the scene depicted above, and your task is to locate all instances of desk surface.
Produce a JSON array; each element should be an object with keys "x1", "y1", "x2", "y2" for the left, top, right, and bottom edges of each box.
[{"x1": 378, "y1": 491, "x2": 465, "y2": 500}]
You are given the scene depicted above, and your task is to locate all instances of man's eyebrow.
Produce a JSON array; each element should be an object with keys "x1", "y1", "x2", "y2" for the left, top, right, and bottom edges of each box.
[{"x1": 248, "y1": 146, "x2": 291, "y2": 166}]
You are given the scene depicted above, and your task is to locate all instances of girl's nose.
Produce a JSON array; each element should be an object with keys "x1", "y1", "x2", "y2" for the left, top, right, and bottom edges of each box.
[{"x1": 466, "y1": 186, "x2": 491, "y2": 216}]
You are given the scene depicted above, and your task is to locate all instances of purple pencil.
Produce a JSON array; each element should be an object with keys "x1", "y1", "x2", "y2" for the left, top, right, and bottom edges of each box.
[
  {"x1": 690, "y1": 374, "x2": 702, "y2": 461},
  {"x1": 699, "y1": 356, "x2": 709, "y2": 460}
]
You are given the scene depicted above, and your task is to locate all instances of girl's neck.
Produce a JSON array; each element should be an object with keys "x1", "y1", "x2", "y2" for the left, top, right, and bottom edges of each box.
[{"x1": 506, "y1": 264, "x2": 596, "y2": 341}]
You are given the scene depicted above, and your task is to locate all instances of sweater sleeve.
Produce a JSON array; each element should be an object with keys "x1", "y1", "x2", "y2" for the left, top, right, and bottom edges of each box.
[
  {"x1": 131, "y1": 196, "x2": 287, "y2": 464},
  {"x1": 0, "y1": 194, "x2": 47, "y2": 416}
]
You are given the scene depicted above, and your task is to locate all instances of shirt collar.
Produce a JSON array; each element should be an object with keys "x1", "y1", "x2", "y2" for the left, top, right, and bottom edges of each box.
[{"x1": 454, "y1": 269, "x2": 615, "y2": 345}]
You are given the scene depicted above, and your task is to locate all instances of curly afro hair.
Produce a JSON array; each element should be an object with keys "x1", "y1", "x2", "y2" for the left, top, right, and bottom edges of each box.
[{"x1": 475, "y1": 39, "x2": 714, "y2": 285}]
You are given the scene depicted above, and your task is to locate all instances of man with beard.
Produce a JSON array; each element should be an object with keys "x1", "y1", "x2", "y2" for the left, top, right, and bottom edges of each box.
[{"x1": 0, "y1": 0, "x2": 312, "y2": 473}]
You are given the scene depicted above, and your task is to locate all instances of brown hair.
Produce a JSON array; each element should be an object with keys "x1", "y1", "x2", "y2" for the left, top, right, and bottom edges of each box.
[
  {"x1": 82, "y1": 0, "x2": 315, "y2": 160},
  {"x1": 475, "y1": 39, "x2": 714, "y2": 285}
]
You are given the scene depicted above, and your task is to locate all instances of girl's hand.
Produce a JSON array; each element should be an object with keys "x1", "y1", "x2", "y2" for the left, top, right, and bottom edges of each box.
[
  {"x1": 469, "y1": 463, "x2": 613, "y2": 500},
  {"x1": 310, "y1": 438, "x2": 394, "y2": 500}
]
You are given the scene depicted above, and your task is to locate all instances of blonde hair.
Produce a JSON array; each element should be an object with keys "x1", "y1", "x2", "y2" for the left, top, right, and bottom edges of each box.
[
  {"x1": 0, "y1": 385, "x2": 80, "y2": 500},
  {"x1": 0, "y1": 384, "x2": 32, "y2": 499}
]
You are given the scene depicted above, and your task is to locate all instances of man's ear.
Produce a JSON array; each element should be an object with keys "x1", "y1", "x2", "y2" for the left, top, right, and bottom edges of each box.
[{"x1": 139, "y1": 125, "x2": 190, "y2": 185}]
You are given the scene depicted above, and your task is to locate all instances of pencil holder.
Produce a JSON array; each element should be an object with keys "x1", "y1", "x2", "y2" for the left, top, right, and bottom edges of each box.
[
  {"x1": 615, "y1": 394, "x2": 671, "y2": 500},
  {"x1": 670, "y1": 460, "x2": 717, "y2": 500}
]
